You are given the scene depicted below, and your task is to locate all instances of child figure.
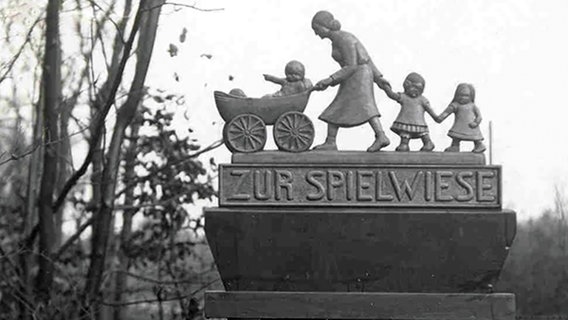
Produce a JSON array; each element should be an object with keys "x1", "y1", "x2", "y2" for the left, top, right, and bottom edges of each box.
[
  {"x1": 263, "y1": 60, "x2": 312, "y2": 97},
  {"x1": 384, "y1": 72, "x2": 437, "y2": 151},
  {"x1": 436, "y1": 83, "x2": 486, "y2": 153}
]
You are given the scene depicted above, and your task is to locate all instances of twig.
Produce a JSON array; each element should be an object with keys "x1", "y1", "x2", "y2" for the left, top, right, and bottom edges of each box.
[
  {"x1": 143, "y1": 2, "x2": 223, "y2": 12},
  {"x1": 52, "y1": 3, "x2": 146, "y2": 213},
  {"x1": 53, "y1": 217, "x2": 94, "y2": 260},
  {"x1": 0, "y1": 144, "x2": 40, "y2": 166},
  {"x1": 88, "y1": 0, "x2": 125, "y2": 45},
  {"x1": 164, "y1": 2, "x2": 224, "y2": 12},
  {"x1": 0, "y1": 125, "x2": 90, "y2": 167},
  {"x1": 0, "y1": 16, "x2": 42, "y2": 85}
]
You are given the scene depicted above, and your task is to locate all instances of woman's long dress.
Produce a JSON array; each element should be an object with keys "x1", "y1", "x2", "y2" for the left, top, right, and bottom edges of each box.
[{"x1": 318, "y1": 31, "x2": 382, "y2": 127}]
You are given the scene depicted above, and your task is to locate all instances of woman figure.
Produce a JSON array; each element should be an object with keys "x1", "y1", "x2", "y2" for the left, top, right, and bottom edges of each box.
[{"x1": 311, "y1": 10, "x2": 392, "y2": 152}]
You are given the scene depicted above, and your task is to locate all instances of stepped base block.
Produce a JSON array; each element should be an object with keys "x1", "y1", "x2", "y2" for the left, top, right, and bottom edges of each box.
[
  {"x1": 205, "y1": 291, "x2": 515, "y2": 320},
  {"x1": 205, "y1": 208, "x2": 516, "y2": 292}
]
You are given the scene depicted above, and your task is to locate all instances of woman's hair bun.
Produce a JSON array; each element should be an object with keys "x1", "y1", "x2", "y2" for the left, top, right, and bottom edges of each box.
[{"x1": 330, "y1": 19, "x2": 341, "y2": 31}]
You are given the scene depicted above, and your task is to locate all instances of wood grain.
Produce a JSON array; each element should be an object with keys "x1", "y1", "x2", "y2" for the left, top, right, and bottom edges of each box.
[
  {"x1": 205, "y1": 291, "x2": 516, "y2": 320},
  {"x1": 205, "y1": 208, "x2": 516, "y2": 292}
]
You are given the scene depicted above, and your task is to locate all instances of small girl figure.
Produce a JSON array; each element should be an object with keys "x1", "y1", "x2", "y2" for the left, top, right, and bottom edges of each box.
[
  {"x1": 384, "y1": 72, "x2": 437, "y2": 151},
  {"x1": 436, "y1": 83, "x2": 486, "y2": 153},
  {"x1": 263, "y1": 60, "x2": 313, "y2": 97}
]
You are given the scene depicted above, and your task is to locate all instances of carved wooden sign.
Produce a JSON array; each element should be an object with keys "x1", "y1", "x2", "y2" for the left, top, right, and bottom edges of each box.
[{"x1": 219, "y1": 164, "x2": 501, "y2": 208}]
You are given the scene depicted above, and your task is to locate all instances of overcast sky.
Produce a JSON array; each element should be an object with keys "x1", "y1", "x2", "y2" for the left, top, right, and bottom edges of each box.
[{"x1": 144, "y1": 0, "x2": 568, "y2": 220}]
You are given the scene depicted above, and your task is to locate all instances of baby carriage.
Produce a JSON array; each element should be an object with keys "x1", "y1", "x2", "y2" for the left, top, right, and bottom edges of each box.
[{"x1": 214, "y1": 90, "x2": 315, "y2": 153}]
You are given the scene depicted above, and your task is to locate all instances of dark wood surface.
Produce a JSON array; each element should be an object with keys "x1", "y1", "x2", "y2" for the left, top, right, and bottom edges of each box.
[
  {"x1": 205, "y1": 208, "x2": 516, "y2": 292},
  {"x1": 232, "y1": 151, "x2": 486, "y2": 165},
  {"x1": 205, "y1": 291, "x2": 516, "y2": 320}
]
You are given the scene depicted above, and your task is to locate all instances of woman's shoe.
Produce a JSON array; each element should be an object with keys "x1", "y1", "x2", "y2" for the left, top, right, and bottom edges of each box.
[{"x1": 313, "y1": 141, "x2": 338, "y2": 151}]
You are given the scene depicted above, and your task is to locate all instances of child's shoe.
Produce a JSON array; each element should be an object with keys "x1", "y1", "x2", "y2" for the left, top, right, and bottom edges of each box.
[
  {"x1": 472, "y1": 141, "x2": 486, "y2": 153},
  {"x1": 420, "y1": 135, "x2": 435, "y2": 151},
  {"x1": 395, "y1": 137, "x2": 410, "y2": 152},
  {"x1": 444, "y1": 145, "x2": 460, "y2": 152}
]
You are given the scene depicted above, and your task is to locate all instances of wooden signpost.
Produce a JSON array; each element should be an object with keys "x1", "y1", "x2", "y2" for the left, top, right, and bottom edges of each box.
[
  {"x1": 204, "y1": 152, "x2": 516, "y2": 320},
  {"x1": 204, "y1": 9, "x2": 515, "y2": 319}
]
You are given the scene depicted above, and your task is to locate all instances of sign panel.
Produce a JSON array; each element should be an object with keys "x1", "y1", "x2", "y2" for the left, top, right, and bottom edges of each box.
[{"x1": 219, "y1": 164, "x2": 501, "y2": 208}]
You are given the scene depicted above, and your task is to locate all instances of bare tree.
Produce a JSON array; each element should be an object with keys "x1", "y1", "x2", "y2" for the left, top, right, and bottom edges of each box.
[
  {"x1": 0, "y1": 1, "x2": 223, "y2": 318},
  {"x1": 83, "y1": 1, "x2": 165, "y2": 317},
  {"x1": 36, "y1": 0, "x2": 61, "y2": 306}
]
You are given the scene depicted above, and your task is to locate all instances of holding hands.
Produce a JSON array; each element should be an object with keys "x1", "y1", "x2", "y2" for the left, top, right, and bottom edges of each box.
[
  {"x1": 315, "y1": 75, "x2": 392, "y2": 92},
  {"x1": 375, "y1": 76, "x2": 391, "y2": 91},
  {"x1": 314, "y1": 77, "x2": 333, "y2": 91}
]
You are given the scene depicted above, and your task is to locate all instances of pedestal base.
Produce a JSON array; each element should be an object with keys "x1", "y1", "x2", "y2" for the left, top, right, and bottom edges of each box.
[{"x1": 205, "y1": 207, "x2": 516, "y2": 292}]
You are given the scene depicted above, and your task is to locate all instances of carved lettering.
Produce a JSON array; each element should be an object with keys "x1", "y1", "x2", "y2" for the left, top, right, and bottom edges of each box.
[
  {"x1": 306, "y1": 170, "x2": 325, "y2": 201},
  {"x1": 425, "y1": 171, "x2": 433, "y2": 202},
  {"x1": 327, "y1": 170, "x2": 345, "y2": 201},
  {"x1": 253, "y1": 170, "x2": 272, "y2": 200},
  {"x1": 376, "y1": 171, "x2": 394, "y2": 201},
  {"x1": 389, "y1": 171, "x2": 423, "y2": 201},
  {"x1": 477, "y1": 171, "x2": 496, "y2": 202},
  {"x1": 356, "y1": 170, "x2": 373, "y2": 201},
  {"x1": 228, "y1": 169, "x2": 251, "y2": 201},
  {"x1": 346, "y1": 170, "x2": 355, "y2": 201},
  {"x1": 220, "y1": 165, "x2": 501, "y2": 208},
  {"x1": 455, "y1": 171, "x2": 474, "y2": 201},
  {"x1": 435, "y1": 171, "x2": 453, "y2": 201},
  {"x1": 275, "y1": 170, "x2": 294, "y2": 201}
]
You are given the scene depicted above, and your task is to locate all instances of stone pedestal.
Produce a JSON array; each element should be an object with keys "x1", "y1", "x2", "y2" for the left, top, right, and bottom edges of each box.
[{"x1": 204, "y1": 151, "x2": 516, "y2": 319}]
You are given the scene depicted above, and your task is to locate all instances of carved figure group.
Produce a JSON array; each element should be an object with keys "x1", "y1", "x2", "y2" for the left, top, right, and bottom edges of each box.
[
  {"x1": 214, "y1": 10, "x2": 486, "y2": 154},
  {"x1": 309, "y1": 10, "x2": 485, "y2": 153}
]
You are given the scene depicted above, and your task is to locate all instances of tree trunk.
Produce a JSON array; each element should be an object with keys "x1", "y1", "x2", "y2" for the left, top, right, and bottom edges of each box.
[
  {"x1": 54, "y1": 99, "x2": 73, "y2": 248},
  {"x1": 36, "y1": 0, "x2": 61, "y2": 307},
  {"x1": 112, "y1": 118, "x2": 140, "y2": 320},
  {"x1": 89, "y1": 0, "x2": 132, "y2": 217},
  {"x1": 83, "y1": 1, "x2": 165, "y2": 316}
]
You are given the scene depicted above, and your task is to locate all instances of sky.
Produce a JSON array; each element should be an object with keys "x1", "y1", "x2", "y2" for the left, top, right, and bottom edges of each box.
[{"x1": 143, "y1": 0, "x2": 568, "y2": 220}]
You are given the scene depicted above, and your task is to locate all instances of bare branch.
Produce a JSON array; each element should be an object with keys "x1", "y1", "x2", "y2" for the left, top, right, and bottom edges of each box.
[
  {"x1": 52, "y1": 3, "x2": 147, "y2": 213},
  {"x1": 0, "y1": 143, "x2": 40, "y2": 166},
  {"x1": 0, "y1": 16, "x2": 42, "y2": 85},
  {"x1": 162, "y1": 2, "x2": 224, "y2": 12},
  {"x1": 0, "y1": 124, "x2": 90, "y2": 167},
  {"x1": 0, "y1": 243, "x2": 19, "y2": 272},
  {"x1": 53, "y1": 217, "x2": 94, "y2": 260},
  {"x1": 88, "y1": 0, "x2": 125, "y2": 45}
]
